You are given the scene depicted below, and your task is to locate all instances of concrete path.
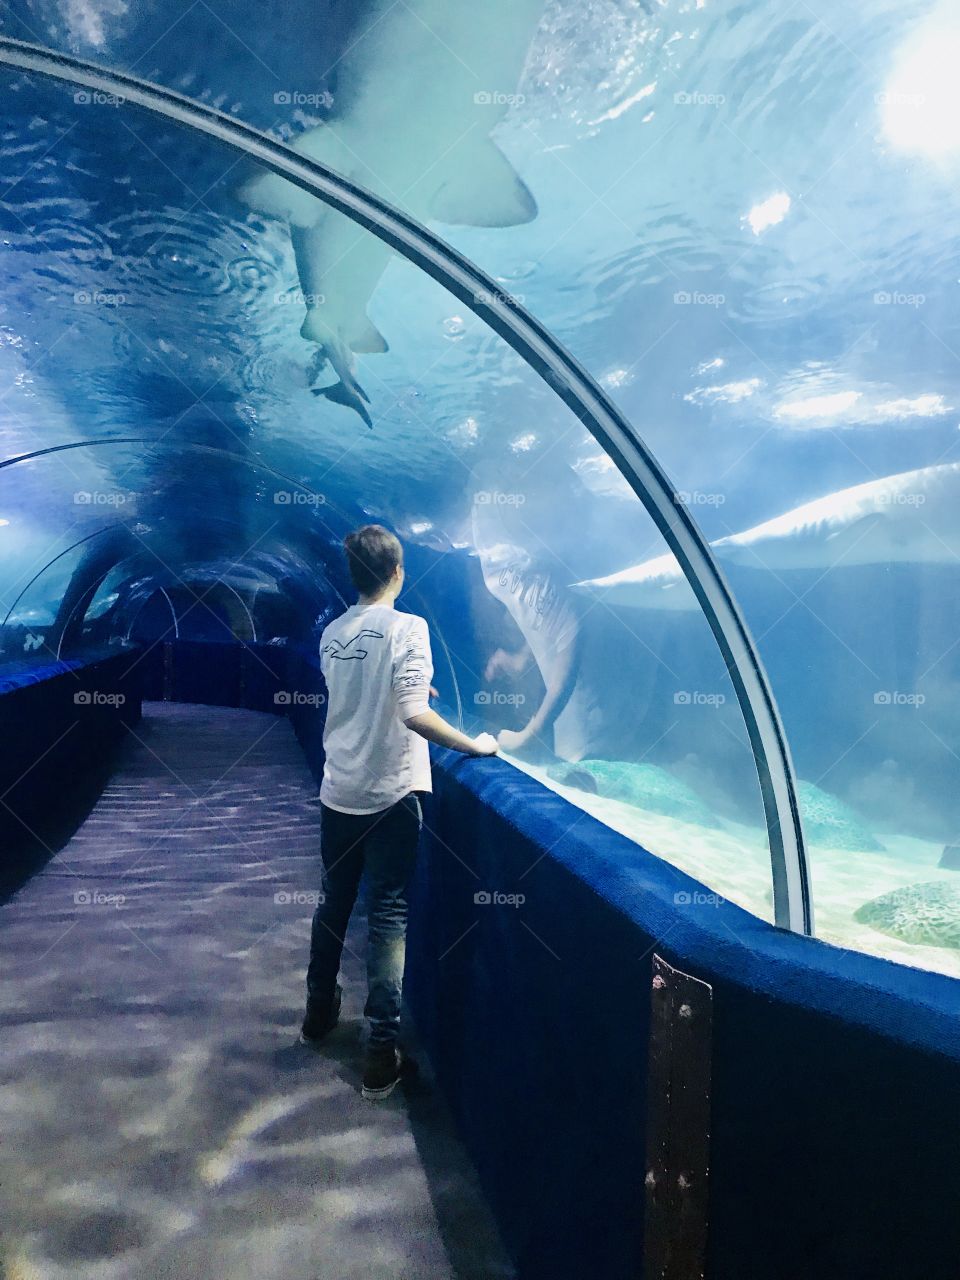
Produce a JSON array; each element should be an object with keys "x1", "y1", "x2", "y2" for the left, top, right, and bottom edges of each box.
[{"x1": 0, "y1": 702, "x2": 514, "y2": 1280}]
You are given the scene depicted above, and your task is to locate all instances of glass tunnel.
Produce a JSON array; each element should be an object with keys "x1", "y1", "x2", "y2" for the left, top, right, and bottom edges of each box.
[
  {"x1": 2, "y1": 1, "x2": 959, "y2": 972},
  {"x1": 1, "y1": 1, "x2": 959, "y2": 1275}
]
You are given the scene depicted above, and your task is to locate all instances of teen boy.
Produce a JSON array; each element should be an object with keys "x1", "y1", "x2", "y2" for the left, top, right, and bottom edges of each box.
[{"x1": 300, "y1": 524, "x2": 498, "y2": 1098}]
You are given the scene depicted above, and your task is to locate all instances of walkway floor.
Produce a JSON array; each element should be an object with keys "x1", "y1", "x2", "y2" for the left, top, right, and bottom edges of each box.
[{"x1": 0, "y1": 702, "x2": 514, "y2": 1280}]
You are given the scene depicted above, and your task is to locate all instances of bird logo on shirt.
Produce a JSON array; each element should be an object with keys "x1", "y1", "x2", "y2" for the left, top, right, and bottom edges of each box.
[{"x1": 323, "y1": 629, "x2": 384, "y2": 661}]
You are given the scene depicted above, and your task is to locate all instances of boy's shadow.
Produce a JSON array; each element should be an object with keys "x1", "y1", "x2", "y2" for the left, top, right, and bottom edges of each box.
[{"x1": 269, "y1": 1008, "x2": 513, "y2": 1276}]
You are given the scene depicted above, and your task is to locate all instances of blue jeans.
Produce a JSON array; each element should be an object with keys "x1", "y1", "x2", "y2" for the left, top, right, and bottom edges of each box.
[{"x1": 307, "y1": 792, "x2": 423, "y2": 1047}]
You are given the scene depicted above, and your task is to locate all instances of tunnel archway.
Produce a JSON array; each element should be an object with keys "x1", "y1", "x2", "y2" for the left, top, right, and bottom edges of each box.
[{"x1": 0, "y1": 35, "x2": 811, "y2": 933}]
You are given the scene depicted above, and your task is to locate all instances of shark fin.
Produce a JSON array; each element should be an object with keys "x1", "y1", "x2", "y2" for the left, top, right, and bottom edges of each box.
[
  {"x1": 301, "y1": 310, "x2": 335, "y2": 345},
  {"x1": 238, "y1": 168, "x2": 326, "y2": 229},
  {"x1": 238, "y1": 125, "x2": 344, "y2": 229},
  {"x1": 312, "y1": 380, "x2": 374, "y2": 428},
  {"x1": 428, "y1": 141, "x2": 537, "y2": 228},
  {"x1": 348, "y1": 320, "x2": 389, "y2": 355}
]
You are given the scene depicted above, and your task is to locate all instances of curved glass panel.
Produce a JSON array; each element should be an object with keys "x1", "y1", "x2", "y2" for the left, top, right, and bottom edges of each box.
[
  {"x1": 2, "y1": 0, "x2": 960, "y2": 979},
  {"x1": 0, "y1": 531, "x2": 98, "y2": 656},
  {"x1": 0, "y1": 64, "x2": 775, "y2": 927}
]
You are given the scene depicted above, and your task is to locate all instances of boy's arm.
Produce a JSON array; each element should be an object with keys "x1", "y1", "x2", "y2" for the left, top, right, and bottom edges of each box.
[
  {"x1": 394, "y1": 617, "x2": 498, "y2": 757},
  {"x1": 403, "y1": 709, "x2": 498, "y2": 756}
]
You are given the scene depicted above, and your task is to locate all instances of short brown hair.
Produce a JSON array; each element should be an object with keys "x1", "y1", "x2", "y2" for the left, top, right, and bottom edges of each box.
[{"x1": 344, "y1": 524, "x2": 403, "y2": 595}]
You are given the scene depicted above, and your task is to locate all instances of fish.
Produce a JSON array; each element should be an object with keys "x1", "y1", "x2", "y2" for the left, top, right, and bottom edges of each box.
[
  {"x1": 572, "y1": 462, "x2": 960, "y2": 609},
  {"x1": 570, "y1": 548, "x2": 700, "y2": 612},
  {"x1": 547, "y1": 759, "x2": 721, "y2": 828},
  {"x1": 306, "y1": 337, "x2": 372, "y2": 429},
  {"x1": 240, "y1": 0, "x2": 543, "y2": 426}
]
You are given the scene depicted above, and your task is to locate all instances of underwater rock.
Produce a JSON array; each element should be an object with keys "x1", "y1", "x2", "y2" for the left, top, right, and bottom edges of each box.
[
  {"x1": 938, "y1": 845, "x2": 960, "y2": 870},
  {"x1": 854, "y1": 882, "x2": 960, "y2": 950},
  {"x1": 551, "y1": 767, "x2": 598, "y2": 794},
  {"x1": 796, "y1": 781, "x2": 884, "y2": 852},
  {"x1": 547, "y1": 760, "x2": 719, "y2": 828}
]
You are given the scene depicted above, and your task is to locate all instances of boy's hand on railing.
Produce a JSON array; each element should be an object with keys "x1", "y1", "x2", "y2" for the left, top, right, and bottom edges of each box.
[{"x1": 404, "y1": 710, "x2": 498, "y2": 757}]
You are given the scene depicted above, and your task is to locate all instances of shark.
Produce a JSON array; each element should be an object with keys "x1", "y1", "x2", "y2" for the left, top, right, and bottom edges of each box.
[
  {"x1": 240, "y1": 0, "x2": 543, "y2": 426},
  {"x1": 572, "y1": 462, "x2": 960, "y2": 609}
]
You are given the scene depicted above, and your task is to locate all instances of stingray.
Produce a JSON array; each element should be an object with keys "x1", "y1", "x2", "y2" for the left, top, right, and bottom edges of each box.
[
  {"x1": 547, "y1": 759, "x2": 721, "y2": 829},
  {"x1": 796, "y1": 781, "x2": 884, "y2": 852}
]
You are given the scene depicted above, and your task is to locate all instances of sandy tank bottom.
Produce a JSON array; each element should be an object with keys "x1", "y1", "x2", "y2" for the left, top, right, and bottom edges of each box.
[{"x1": 505, "y1": 756, "x2": 960, "y2": 983}]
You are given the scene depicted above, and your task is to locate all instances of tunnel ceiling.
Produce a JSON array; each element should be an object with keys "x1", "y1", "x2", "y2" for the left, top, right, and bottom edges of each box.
[{"x1": 1, "y1": 0, "x2": 955, "y2": 577}]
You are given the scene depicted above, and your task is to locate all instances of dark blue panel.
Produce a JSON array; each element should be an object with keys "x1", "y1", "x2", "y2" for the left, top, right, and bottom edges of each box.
[
  {"x1": 168, "y1": 640, "x2": 242, "y2": 707},
  {"x1": 404, "y1": 751, "x2": 960, "y2": 1280},
  {"x1": 284, "y1": 647, "x2": 327, "y2": 788},
  {"x1": 0, "y1": 648, "x2": 143, "y2": 890},
  {"x1": 131, "y1": 640, "x2": 288, "y2": 712}
]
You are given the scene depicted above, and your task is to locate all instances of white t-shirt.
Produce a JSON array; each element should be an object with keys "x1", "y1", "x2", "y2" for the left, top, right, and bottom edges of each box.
[{"x1": 318, "y1": 603, "x2": 434, "y2": 814}]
